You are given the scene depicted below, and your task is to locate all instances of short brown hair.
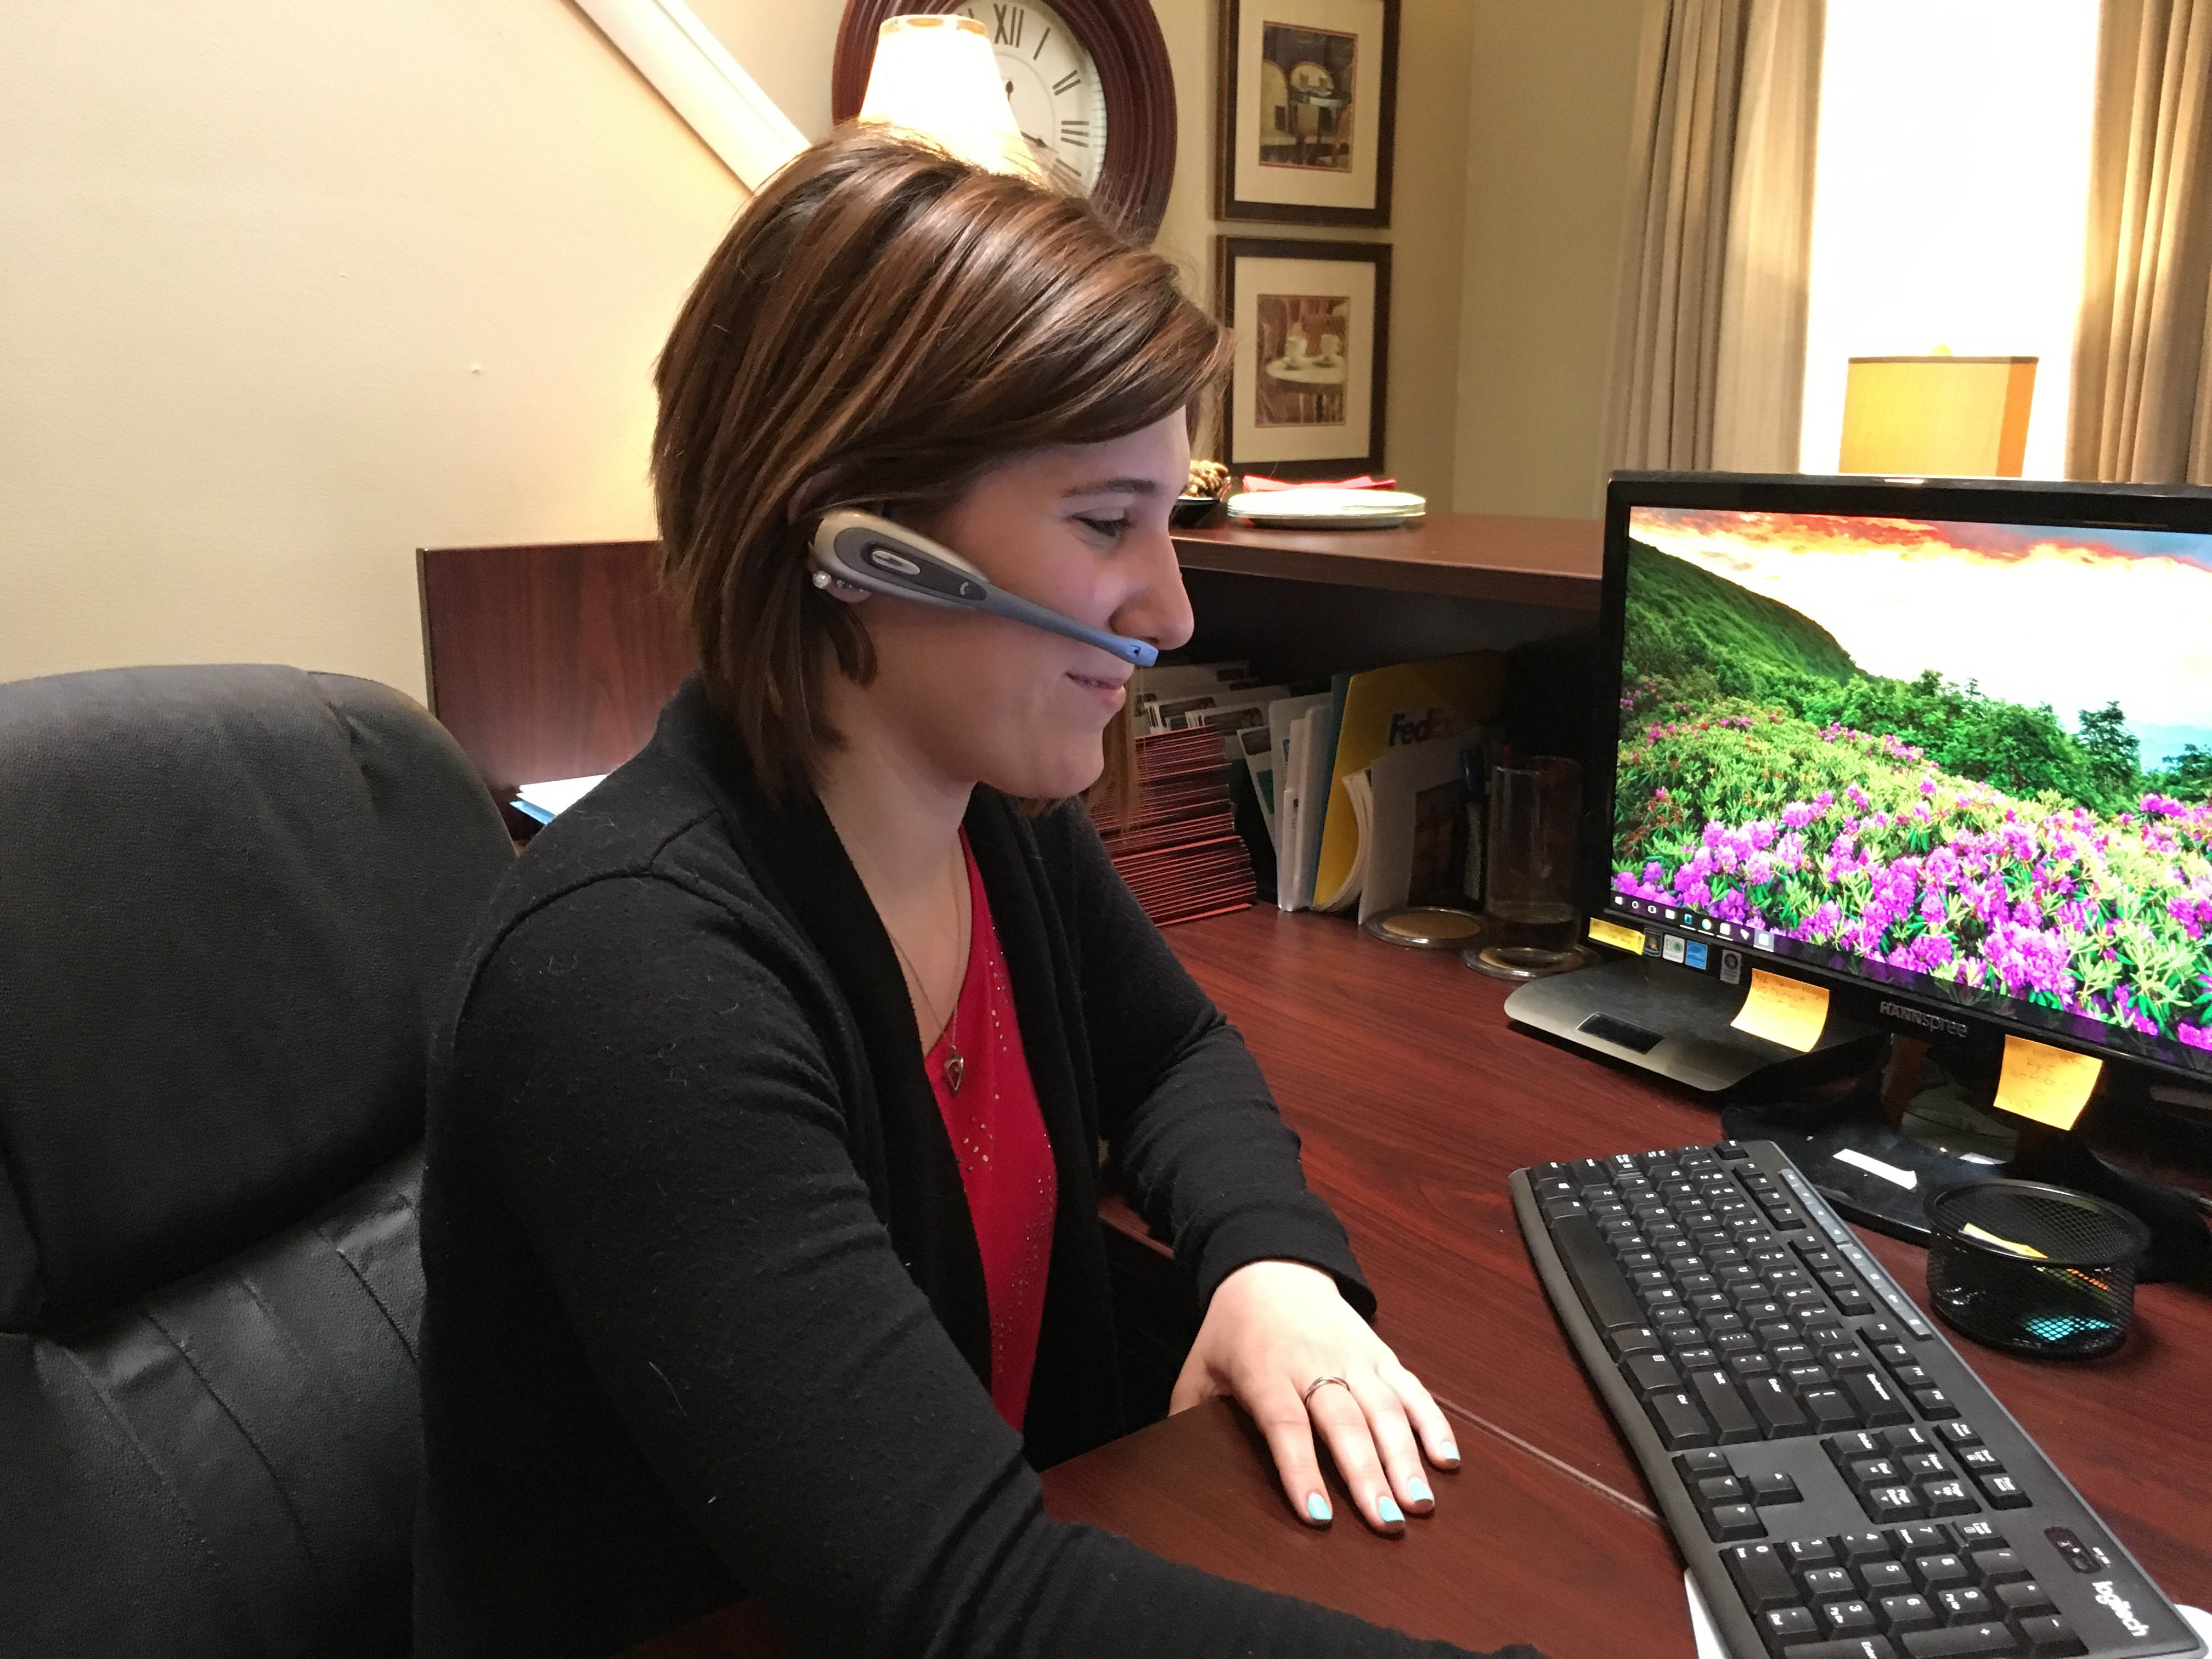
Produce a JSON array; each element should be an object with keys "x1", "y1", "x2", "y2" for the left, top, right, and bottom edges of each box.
[{"x1": 652, "y1": 128, "x2": 1228, "y2": 810}]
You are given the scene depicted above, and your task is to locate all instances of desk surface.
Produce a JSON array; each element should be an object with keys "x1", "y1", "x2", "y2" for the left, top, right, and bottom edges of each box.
[
  {"x1": 1061, "y1": 905, "x2": 2210, "y2": 1651},
  {"x1": 1172, "y1": 514, "x2": 1602, "y2": 610},
  {"x1": 629, "y1": 904, "x2": 2210, "y2": 1657}
]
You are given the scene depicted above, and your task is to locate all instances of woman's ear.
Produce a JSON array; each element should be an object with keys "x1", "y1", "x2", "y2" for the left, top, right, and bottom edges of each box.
[{"x1": 786, "y1": 465, "x2": 849, "y2": 527}]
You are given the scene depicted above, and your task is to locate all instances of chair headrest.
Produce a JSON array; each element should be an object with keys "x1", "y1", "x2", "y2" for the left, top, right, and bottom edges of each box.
[{"x1": 0, "y1": 665, "x2": 511, "y2": 1334}]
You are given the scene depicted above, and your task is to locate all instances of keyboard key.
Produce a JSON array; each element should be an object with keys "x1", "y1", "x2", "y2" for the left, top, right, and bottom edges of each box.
[
  {"x1": 1708, "y1": 1502, "x2": 1765, "y2": 1541},
  {"x1": 1850, "y1": 1458, "x2": 1905, "y2": 1489},
  {"x1": 1860, "y1": 1560, "x2": 1914, "y2": 1594},
  {"x1": 1936, "y1": 1421, "x2": 1982, "y2": 1449},
  {"x1": 1801, "y1": 1566, "x2": 1855, "y2": 1600},
  {"x1": 1992, "y1": 1580, "x2": 2054, "y2": 1618},
  {"x1": 1836, "y1": 1532, "x2": 1895, "y2": 1564},
  {"x1": 1864, "y1": 1484, "x2": 1926, "y2": 1522},
  {"x1": 1676, "y1": 1448, "x2": 1733, "y2": 1477},
  {"x1": 2012, "y1": 1615, "x2": 2085, "y2": 1658},
  {"x1": 1900, "y1": 1452, "x2": 1948, "y2": 1480},
  {"x1": 1948, "y1": 1520, "x2": 2005, "y2": 1551},
  {"x1": 1973, "y1": 1472, "x2": 2030, "y2": 1509},
  {"x1": 1956, "y1": 1447, "x2": 2004, "y2": 1476},
  {"x1": 1760, "y1": 1604, "x2": 1820, "y2": 1648},
  {"x1": 1689, "y1": 1368, "x2": 1762, "y2": 1444},
  {"x1": 1899, "y1": 1622, "x2": 2021, "y2": 1656},
  {"x1": 1801, "y1": 1390, "x2": 1860, "y2": 1433},
  {"x1": 1626, "y1": 1353, "x2": 1683, "y2": 1395},
  {"x1": 1830, "y1": 1431, "x2": 1886, "y2": 1462},
  {"x1": 1724, "y1": 1542, "x2": 1800, "y2": 1611},
  {"x1": 1696, "y1": 1474, "x2": 1747, "y2": 1506},
  {"x1": 1646, "y1": 1389, "x2": 1714, "y2": 1448},
  {"x1": 1675, "y1": 1345, "x2": 1720, "y2": 1370},
  {"x1": 1878, "y1": 1593, "x2": 1939, "y2": 1633},
  {"x1": 1819, "y1": 1598, "x2": 1882, "y2": 1639},
  {"x1": 1936, "y1": 1587, "x2": 1995, "y2": 1624},
  {"x1": 1884, "y1": 1428, "x2": 1934, "y2": 1454},
  {"x1": 1894, "y1": 1365, "x2": 1934, "y2": 1392},
  {"x1": 1843, "y1": 1370, "x2": 1914, "y2": 1426},
  {"x1": 1824, "y1": 1345, "x2": 1877, "y2": 1371},
  {"x1": 1728, "y1": 1352, "x2": 1779, "y2": 1380},
  {"x1": 1532, "y1": 1176, "x2": 1578, "y2": 1199},
  {"x1": 1785, "y1": 1538, "x2": 1842, "y2": 1571},
  {"x1": 1920, "y1": 1479, "x2": 1978, "y2": 1517},
  {"x1": 1742, "y1": 1375, "x2": 1812, "y2": 1437},
  {"x1": 1914, "y1": 1388, "x2": 1961, "y2": 1420},
  {"x1": 1786, "y1": 1642, "x2": 1901, "y2": 1659},
  {"x1": 1892, "y1": 1526, "x2": 1949, "y2": 1555},
  {"x1": 1967, "y1": 1549, "x2": 2028, "y2": 1584},
  {"x1": 1749, "y1": 1470, "x2": 1801, "y2": 1505},
  {"x1": 1909, "y1": 1554, "x2": 1974, "y2": 1594},
  {"x1": 1607, "y1": 1325, "x2": 1663, "y2": 1359}
]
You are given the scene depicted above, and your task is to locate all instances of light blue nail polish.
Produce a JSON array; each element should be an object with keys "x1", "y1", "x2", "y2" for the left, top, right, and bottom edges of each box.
[
  {"x1": 1378, "y1": 1494, "x2": 1404, "y2": 1525},
  {"x1": 1306, "y1": 1492, "x2": 1332, "y2": 1523},
  {"x1": 1438, "y1": 1441, "x2": 1460, "y2": 1463},
  {"x1": 1406, "y1": 1476, "x2": 1433, "y2": 1505}
]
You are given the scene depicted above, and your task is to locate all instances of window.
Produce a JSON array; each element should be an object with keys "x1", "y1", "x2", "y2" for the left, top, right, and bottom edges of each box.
[{"x1": 1799, "y1": 0, "x2": 2101, "y2": 478}]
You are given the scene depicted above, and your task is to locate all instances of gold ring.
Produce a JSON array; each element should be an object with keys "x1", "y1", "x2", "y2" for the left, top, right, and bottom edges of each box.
[{"x1": 1302, "y1": 1375, "x2": 1350, "y2": 1406}]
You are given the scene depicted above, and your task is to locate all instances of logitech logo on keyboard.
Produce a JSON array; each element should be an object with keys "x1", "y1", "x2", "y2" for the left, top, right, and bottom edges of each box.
[
  {"x1": 2093, "y1": 1580, "x2": 2151, "y2": 1637},
  {"x1": 1878, "y1": 1001, "x2": 1971, "y2": 1040}
]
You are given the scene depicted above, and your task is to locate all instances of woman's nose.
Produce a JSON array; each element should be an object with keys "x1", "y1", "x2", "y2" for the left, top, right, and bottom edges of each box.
[{"x1": 1111, "y1": 523, "x2": 1195, "y2": 653}]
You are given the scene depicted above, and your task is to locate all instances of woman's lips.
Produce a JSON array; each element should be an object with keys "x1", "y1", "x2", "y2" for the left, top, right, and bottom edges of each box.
[{"x1": 1068, "y1": 670, "x2": 1127, "y2": 713}]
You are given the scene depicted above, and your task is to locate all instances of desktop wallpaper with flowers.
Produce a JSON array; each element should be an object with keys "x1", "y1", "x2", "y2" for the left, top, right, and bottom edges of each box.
[{"x1": 1612, "y1": 508, "x2": 2212, "y2": 1056}]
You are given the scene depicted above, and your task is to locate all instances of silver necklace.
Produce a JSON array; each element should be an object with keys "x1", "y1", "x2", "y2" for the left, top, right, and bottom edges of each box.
[{"x1": 884, "y1": 847, "x2": 970, "y2": 1093}]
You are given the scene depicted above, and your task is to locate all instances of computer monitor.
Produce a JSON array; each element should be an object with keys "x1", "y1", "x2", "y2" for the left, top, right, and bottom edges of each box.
[{"x1": 1512, "y1": 471, "x2": 2212, "y2": 1230}]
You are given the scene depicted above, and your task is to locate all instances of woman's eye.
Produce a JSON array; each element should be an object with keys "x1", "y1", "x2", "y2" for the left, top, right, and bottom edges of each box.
[{"x1": 1076, "y1": 516, "x2": 1130, "y2": 539}]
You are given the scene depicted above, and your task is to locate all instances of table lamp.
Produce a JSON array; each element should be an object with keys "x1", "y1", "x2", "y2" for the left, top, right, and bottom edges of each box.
[
  {"x1": 1838, "y1": 349, "x2": 2037, "y2": 476},
  {"x1": 857, "y1": 14, "x2": 1045, "y2": 182}
]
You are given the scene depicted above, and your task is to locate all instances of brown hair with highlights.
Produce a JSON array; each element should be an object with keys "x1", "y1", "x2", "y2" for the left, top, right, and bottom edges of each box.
[{"x1": 652, "y1": 128, "x2": 1229, "y2": 815}]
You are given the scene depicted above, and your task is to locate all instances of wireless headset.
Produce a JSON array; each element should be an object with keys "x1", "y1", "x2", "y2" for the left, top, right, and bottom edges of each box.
[{"x1": 806, "y1": 507, "x2": 1159, "y2": 669}]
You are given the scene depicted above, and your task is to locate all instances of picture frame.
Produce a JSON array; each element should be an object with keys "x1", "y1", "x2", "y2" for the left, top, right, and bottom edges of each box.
[
  {"x1": 1217, "y1": 236, "x2": 1391, "y2": 479},
  {"x1": 1215, "y1": 0, "x2": 1398, "y2": 227}
]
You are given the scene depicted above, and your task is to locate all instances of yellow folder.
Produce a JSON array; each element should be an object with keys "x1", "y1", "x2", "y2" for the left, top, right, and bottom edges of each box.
[{"x1": 1311, "y1": 652, "x2": 1506, "y2": 912}]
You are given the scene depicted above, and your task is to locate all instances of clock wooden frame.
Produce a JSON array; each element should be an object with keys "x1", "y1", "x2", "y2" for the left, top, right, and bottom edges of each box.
[{"x1": 831, "y1": 0, "x2": 1177, "y2": 239}]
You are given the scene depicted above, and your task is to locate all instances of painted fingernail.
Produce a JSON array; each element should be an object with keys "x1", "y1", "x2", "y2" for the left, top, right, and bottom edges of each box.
[
  {"x1": 1406, "y1": 1475, "x2": 1434, "y2": 1505},
  {"x1": 1306, "y1": 1491, "x2": 1332, "y2": 1524},
  {"x1": 1377, "y1": 1494, "x2": 1404, "y2": 1525},
  {"x1": 1437, "y1": 1439, "x2": 1460, "y2": 1464}
]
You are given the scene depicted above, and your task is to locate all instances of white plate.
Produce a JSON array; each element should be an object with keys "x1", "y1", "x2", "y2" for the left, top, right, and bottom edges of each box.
[{"x1": 1226, "y1": 488, "x2": 1426, "y2": 529}]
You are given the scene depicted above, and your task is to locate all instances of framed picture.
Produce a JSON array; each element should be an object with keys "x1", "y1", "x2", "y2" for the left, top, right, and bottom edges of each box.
[
  {"x1": 1216, "y1": 0, "x2": 1398, "y2": 227},
  {"x1": 1217, "y1": 236, "x2": 1391, "y2": 479}
]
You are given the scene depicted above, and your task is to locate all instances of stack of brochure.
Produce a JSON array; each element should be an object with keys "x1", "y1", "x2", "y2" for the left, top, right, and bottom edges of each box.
[{"x1": 1092, "y1": 720, "x2": 1256, "y2": 927}]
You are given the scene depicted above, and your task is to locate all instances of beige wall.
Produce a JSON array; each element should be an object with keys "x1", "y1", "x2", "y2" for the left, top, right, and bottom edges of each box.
[
  {"x1": 0, "y1": 0, "x2": 748, "y2": 701},
  {"x1": 1453, "y1": 0, "x2": 1645, "y2": 520},
  {"x1": 1, "y1": 0, "x2": 1632, "y2": 701}
]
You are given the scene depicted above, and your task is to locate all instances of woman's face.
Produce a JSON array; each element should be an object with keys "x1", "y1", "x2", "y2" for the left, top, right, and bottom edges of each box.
[{"x1": 843, "y1": 410, "x2": 1196, "y2": 801}]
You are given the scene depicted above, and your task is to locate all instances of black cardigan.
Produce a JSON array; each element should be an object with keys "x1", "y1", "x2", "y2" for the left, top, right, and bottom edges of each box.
[{"x1": 414, "y1": 679, "x2": 1526, "y2": 1658}]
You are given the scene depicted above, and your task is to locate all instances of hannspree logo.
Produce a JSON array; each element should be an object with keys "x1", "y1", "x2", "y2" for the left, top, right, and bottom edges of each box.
[
  {"x1": 1879, "y1": 1001, "x2": 1970, "y2": 1041},
  {"x1": 2092, "y1": 1581, "x2": 2150, "y2": 1638}
]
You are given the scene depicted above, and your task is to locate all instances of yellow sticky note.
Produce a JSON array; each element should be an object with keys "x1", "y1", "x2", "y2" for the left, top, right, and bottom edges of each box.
[
  {"x1": 1588, "y1": 917, "x2": 1645, "y2": 954},
  {"x1": 1731, "y1": 969, "x2": 1831, "y2": 1052},
  {"x1": 1961, "y1": 1222, "x2": 2049, "y2": 1259},
  {"x1": 1993, "y1": 1035, "x2": 2102, "y2": 1130}
]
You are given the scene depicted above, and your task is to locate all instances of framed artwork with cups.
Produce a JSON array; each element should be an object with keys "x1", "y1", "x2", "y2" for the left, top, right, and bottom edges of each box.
[
  {"x1": 1217, "y1": 236, "x2": 1391, "y2": 479},
  {"x1": 1215, "y1": 0, "x2": 1398, "y2": 227}
]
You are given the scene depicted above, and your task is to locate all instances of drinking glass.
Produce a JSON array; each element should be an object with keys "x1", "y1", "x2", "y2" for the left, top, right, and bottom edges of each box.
[{"x1": 1465, "y1": 756, "x2": 1593, "y2": 980}]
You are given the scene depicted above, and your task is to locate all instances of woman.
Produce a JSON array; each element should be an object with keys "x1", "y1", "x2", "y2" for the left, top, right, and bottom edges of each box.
[{"x1": 415, "y1": 129, "x2": 1534, "y2": 1659}]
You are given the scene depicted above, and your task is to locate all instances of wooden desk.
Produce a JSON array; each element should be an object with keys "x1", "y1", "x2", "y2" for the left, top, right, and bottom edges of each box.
[
  {"x1": 1173, "y1": 514, "x2": 1601, "y2": 611},
  {"x1": 633, "y1": 905, "x2": 2208, "y2": 1657}
]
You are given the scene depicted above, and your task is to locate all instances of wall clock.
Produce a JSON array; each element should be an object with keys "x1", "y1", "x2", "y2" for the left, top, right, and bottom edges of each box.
[{"x1": 832, "y1": 0, "x2": 1177, "y2": 239}]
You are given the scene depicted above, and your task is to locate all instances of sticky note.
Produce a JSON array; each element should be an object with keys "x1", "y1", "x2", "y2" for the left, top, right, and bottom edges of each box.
[
  {"x1": 1961, "y1": 1221, "x2": 2049, "y2": 1259},
  {"x1": 1731, "y1": 969, "x2": 1830, "y2": 1052},
  {"x1": 1993, "y1": 1034, "x2": 2103, "y2": 1130},
  {"x1": 1588, "y1": 917, "x2": 1645, "y2": 954}
]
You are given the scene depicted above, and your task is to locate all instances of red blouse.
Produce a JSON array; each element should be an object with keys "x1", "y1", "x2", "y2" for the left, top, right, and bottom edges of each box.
[{"x1": 923, "y1": 834, "x2": 1058, "y2": 1431}]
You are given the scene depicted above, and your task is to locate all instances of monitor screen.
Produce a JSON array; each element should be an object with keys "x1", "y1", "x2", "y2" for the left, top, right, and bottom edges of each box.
[{"x1": 1598, "y1": 482, "x2": 2212, "y2": 1082}]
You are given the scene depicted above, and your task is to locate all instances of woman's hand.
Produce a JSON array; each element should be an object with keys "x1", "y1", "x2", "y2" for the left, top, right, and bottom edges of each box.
[{"x1": 1169, "y1": 1259, "x2": 1460, "y2": 1533}]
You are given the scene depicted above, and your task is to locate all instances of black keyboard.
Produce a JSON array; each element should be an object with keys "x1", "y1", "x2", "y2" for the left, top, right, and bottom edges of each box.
[{"x1": 1512, "y1": 1139, "x2": 2202, "y2": 1659}]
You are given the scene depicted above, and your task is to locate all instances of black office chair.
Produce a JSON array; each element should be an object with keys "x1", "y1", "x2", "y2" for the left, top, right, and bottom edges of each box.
[{"x1": 0, "y1": 664, "x2": 512, "y2": 1658}]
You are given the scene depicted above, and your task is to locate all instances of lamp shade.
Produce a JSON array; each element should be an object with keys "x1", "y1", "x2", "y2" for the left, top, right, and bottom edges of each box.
[
  {"x1": 858, "y1": 14, "x2": 1043, "y2": 181},
  {"x1": 1838, "y1": 354, "x2": 2037, "y2": 477}
]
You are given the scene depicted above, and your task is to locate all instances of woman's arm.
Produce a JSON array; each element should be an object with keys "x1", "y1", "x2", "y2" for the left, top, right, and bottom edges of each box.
[
  {"x1": 445, "y1": 868, "x2": 1486, "y2": 1659},
  {"x1": 1044, "y1": 805, "x2": 1462, "y2": 1534}
]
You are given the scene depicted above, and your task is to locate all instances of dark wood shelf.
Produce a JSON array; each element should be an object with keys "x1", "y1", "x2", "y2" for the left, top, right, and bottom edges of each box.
[{"x1": 1172, "y1": 512, "x2": 1602, "y2": 610}]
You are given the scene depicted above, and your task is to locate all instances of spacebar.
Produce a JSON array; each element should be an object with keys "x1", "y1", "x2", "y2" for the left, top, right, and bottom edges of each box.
[{"x1": 1547, "y1": 1214, "x2": 1646, "y2": 1331}]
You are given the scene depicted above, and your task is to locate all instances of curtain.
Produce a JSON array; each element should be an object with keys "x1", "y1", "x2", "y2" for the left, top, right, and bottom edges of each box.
[
  {"x1": 2068, "y1": 0, "x2": 2212, "y2": 485},
  {"x1": 1606, "y1": 0, "x2": 1825, "y2": 473}
]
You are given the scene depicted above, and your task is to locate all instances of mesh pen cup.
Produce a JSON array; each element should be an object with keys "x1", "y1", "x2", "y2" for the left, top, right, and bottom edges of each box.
[{"x1": 1925, "y1": 1180, "x2": 2151, "y2": 1360}]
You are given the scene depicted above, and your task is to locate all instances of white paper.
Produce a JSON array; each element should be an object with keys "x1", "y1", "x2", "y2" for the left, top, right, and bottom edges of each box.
[
  {"x1": 1833, "y1": 1147, "x2": 1918, "y2": 1190},
  {"x1": 1355, "y1": 729, "x2": 1483, "y2": 924},
  {"x1": 514, "y1": 774, "x2": 609, "y2": 817}
]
